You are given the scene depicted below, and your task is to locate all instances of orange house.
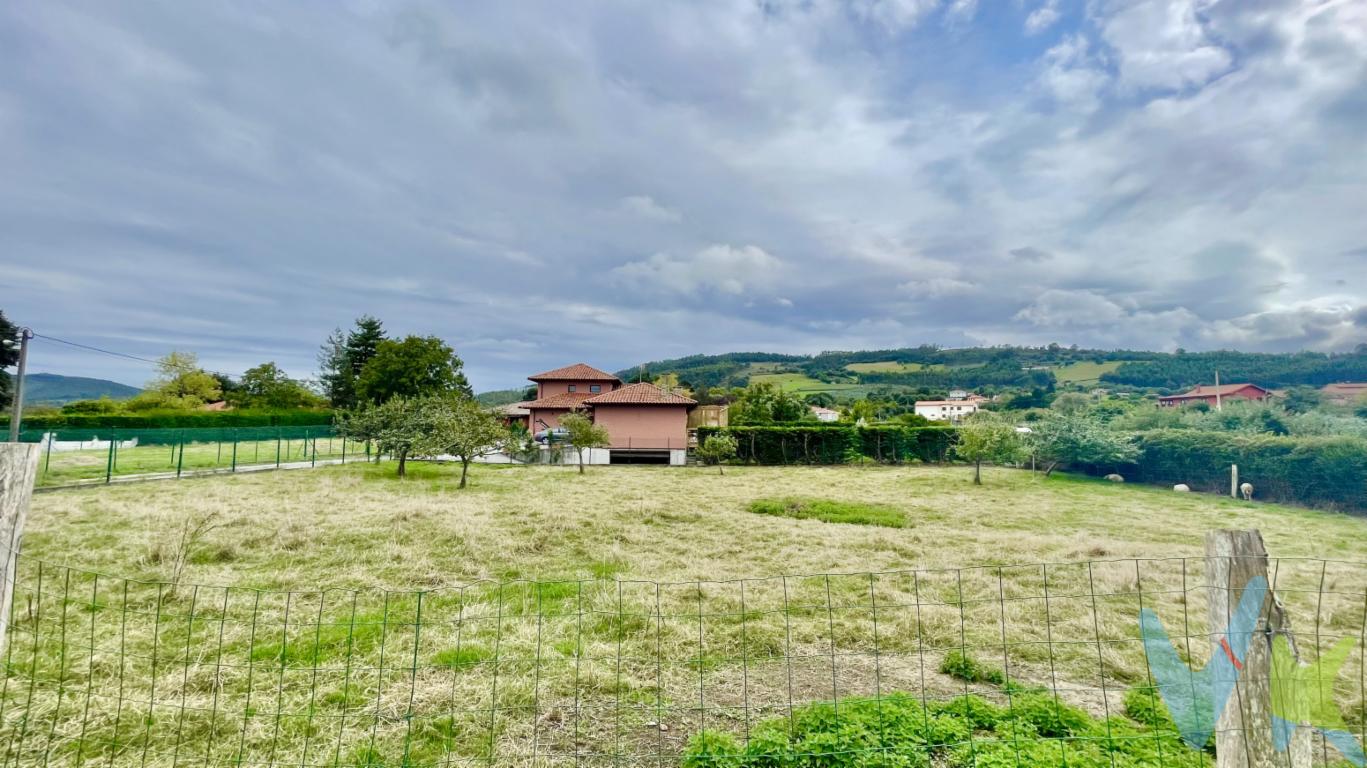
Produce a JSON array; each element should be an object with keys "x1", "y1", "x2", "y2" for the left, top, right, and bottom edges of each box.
[
  {"x1": 1157, "y1": 383, "x2": 1272, "y2": 407},
  {"x1": 523, "y1": 363, "x2": 696, "y2": 463}
]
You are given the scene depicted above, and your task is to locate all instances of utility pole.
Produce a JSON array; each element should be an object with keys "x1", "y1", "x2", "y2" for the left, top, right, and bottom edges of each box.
[
  {"x1": 1214, "y1": 369, "x2": 1222, "y2": 412},
  {"x1": 5, "y1": 328, "x2": 33, "y2": 443}
]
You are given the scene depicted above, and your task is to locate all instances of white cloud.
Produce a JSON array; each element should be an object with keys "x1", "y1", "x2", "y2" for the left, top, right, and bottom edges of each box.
[
  {"x1": 899, "y1": 277, "x2": 977, "y2": 299},
  {"x1": 1097, "y1": 0, "x2": 1232, "y2": 90},
  {"x1": 611, "y1": 244, "x2": 783, "y2": 297},
  {"x1": 849, "y1": 0, "x2": 941, "y2": 31},
  {"x1": 618, "y1": 194, "x2": 682, "y2": 222},
  {"x1": 1025, "y1": 0, "x2": 1060, "y2": 35}
]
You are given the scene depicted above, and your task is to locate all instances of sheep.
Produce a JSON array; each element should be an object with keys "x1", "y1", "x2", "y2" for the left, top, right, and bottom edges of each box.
[
  {"x1": 1173, "y1": 484, "x2": 1191, "y2": 493},
  {"x1": 1104, "y1": 474, "x2": 1124, "y2": 483},
  {"x1": 1240, "y1": 482, "x2": 1253, "y2": 501}
]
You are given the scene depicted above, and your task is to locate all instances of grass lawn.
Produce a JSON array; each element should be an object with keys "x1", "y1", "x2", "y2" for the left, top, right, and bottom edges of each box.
[
  {"x1": 1053, "y1": 360, "x2": 1126, "y2": 384},
  {"x1": 9, "y1": 463, "x2": 1367, "y2": 766},
  {"x1": 844, "y1": 361, "x2": 936, "y2": 374}
]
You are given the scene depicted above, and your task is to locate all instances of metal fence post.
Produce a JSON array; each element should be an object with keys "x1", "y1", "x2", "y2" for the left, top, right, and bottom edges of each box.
[
  {"x1": 43, "y1": 430, "x2": 53, "y2": 476},
  {"x1": 310, "y1": 428, "x2": 316, "y2": 467},
  {"x1": 176, "y1": 431, "x2": 185, "y2": 479},
  {"x1": 276, "y1": 429, "x2": 282, "y2": 469},
  {"x1": 105, "y1": 435, "x2": 115, "y2": 484},
  {"x1": 341, "y1": 433, "x2": 347, "y2": 465},
  {"x1": 231, "y1": 429, "x2": 238, "y2": 473}
]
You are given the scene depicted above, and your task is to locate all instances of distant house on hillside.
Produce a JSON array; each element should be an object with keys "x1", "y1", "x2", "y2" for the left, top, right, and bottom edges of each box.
[
  {"x1": 1157, "y1": 383, "x2": 1272, "y2": 407},
  {"x1": 809, "y1": 405, "x2": 839, "y2": 422},
  {"x1": 1322, "y1": 382, "x2": 1367, "y2": 405},
  {"x1": 914, "y1": 399, "x2": 979, "y2": 422},
  {"x1": 522, "y1": 363, "x2": 696, "y2": 464}
]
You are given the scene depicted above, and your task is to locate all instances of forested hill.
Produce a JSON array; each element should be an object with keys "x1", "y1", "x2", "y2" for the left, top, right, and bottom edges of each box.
[{"x1": 619, "y1": 345, "x2": 1367, "y2": 394}]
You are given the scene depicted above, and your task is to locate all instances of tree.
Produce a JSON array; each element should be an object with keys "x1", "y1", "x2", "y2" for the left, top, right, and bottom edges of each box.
[
  {"x1": 695, "y1": 432, "x2": 738, "y2": 475},
  {"x1": 355, "y1": 335, "x2": 471, "y2": 404},
  {"x1": 127, "y1": 351, "x2": 221, "y2": 409},
  {"x1": 339, "y1": 396, "x2": 430, "y2": 477},
  {"x1": 1281, "y1": 386, "x2": 1322, "y2": 414},
  {"x1": 1029, "y1": 413, "x2": 1139, "y2": 477},
  {"x1": 730, "y1": 383, "x2": 807, "y2": 425},
  {"x1": 560, "y1": 412, "x2": 610, "y2": 474},
  {"x1": 1050, "y1": 392, "x2": 1091, "y2": 416},
  {"x1": 416, "y1": 396, "x2": 507, "y2": 488},
  {"x1": 0, "y1": 309, "x2": 17, "y2": 410},
  {"x1": 232, "y1": 362, "x2": 325, "y2": 409},
  {"x1": 318, "y1": 316, "x2": 387, "y2": 409},
  {"x1": 953, "y1": 413, "x2": 1027, "y2": 485}
]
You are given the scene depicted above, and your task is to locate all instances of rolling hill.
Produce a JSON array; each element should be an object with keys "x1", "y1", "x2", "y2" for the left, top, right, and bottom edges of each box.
[{"x1": 21, "y1": 373, "x2": 141, "y2": 405}]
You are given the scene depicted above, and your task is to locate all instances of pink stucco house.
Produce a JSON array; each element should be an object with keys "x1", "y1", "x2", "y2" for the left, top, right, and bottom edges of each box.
[{"x1": 522, "y1": 363, "x2": 696, "y2": 464}]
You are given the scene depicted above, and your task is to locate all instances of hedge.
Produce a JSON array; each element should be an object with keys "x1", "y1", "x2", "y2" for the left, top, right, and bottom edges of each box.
[
  {"x1": 1096, "y1": 430, "x2": 1367, "y2": 513},
  {"x1": 1, "y1": 409, "x2": 335, "y2": 431},
  {"x1": 697, "y1": 425, "x2": 956, "y2": 465}
]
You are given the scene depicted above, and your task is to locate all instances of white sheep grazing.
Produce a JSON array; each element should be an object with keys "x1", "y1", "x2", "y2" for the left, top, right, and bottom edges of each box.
[
  {"x1": 1173, "y1": 484, "x2": 1191, "y2": 493},
  {"x1": 1240, "y1": 482, "x2": 1253, "y2": 501},
  {"x1": 1104, "y1": 474, "x2": 1124, "y2": 483}
]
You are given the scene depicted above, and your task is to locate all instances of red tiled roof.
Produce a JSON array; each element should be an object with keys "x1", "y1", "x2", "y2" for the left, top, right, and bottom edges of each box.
[
  {"x1": 1160, "y1": 383, "x2": 1269, "y2": 400},
  {"x1": 583, "y1": 382, "x2": 697, "y2": 406},
  {"x1": 523, "y1": 392, "x2": 593, "y2": 409},
  {"x1": 528, "y1": 363, "x2": 621, "y2": 382}
]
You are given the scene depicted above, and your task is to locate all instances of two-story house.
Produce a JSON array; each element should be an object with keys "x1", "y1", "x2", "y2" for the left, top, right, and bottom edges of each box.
[{"x1": 523, "y1": 363, "x2": 696, "y2": 464}]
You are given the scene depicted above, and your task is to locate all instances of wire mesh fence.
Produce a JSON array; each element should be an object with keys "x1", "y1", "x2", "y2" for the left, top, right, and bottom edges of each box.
[
  {"x1": 15, "y1": 428, "x2": 366, "y2": 488},
  {"x1": 1, "y1": 552, "x2": 1364, "y2": 766}
]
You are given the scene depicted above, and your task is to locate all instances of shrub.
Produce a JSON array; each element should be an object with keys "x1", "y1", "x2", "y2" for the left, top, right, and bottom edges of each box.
[
  {"x1": 747, "y1": 498, "x2": 906, "y2": 528},
  {"x1": 939, "y1": 650, "x2": 1005, "y2": 685},
  {"x1": 679, "y1": 690, "x2": 1207, "y2": 767},
  {"x1": 698, "y1": 425, "x2": 956, "y2": 466}
]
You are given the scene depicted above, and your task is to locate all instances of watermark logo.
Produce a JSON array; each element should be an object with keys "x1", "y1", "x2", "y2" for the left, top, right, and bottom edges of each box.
[{"x1": 1138, "y1": 575, "x2": 1364, "y2": 764}]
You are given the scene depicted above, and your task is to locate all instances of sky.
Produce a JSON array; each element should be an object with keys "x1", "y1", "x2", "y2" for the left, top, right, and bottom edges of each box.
[{"x1": 1, "y1": 0, "x2": 1365, "y2": 392}]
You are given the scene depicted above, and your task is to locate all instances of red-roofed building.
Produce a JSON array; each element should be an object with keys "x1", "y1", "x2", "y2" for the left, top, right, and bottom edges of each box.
[
  {"x1": 1157, "y1": 383, "x2": 1273, "y2": 407},
  {"x1": 523, "y1": 364, "x2": 696, "y2": 463}
]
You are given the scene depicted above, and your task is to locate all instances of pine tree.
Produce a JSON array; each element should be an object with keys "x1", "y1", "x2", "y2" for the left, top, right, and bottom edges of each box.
[{"x1": 318, "y1": 316, "x2": 386, "y2": 409}]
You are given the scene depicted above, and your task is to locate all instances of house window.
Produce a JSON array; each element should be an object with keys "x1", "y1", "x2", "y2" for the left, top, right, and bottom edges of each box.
[
  {"x1": 590, "y1": 385, "x2": 601, "y2": 393},
  {"x1": 568, "y1": 385, "x2": 577, "y2": 392}
]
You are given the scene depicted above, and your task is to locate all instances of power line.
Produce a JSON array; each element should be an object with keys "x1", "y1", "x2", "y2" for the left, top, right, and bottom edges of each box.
[{"x1": 31, "y1": 333, "x2": 161, "y2": 366}]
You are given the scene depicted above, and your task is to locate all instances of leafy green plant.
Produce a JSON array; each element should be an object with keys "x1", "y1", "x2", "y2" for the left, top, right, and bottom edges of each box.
[
  {"x1": 939, "y1": 650, "x2": 1005, "y2": 685},
  {"x1": 680, "y1": 690, "x2": 1208, "y2": 767}
]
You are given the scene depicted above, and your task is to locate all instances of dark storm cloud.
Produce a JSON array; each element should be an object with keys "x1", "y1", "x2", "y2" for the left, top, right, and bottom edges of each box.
[{"x1": 0, "y1": 0, "x2": 1364, "y2": 390}]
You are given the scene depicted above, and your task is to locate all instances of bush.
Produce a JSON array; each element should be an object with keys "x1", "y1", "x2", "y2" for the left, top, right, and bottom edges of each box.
[
  {"x1": 1091, "y1": 430, "x2": 1367, "y2": 512},
  {"x1": 679, "y1": 690, "x2": 1207, "y2": 767},
  {"x1": 939, "y1": 650, "x2": 1005, "y2": 685},
  {"x1": 698, "y1": 426, "x2": 956, "y2": 466},
  {"x1": 5, "y1": 409, "x2": 335, "y2": 431},
  {"x1": 748, "y1": 498, "x2": 906, "y2": 527}
]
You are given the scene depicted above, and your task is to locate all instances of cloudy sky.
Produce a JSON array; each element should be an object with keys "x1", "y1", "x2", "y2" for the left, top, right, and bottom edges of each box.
[{"x1": 2, "y1": 0, "x2": 1365, "y2": 391}]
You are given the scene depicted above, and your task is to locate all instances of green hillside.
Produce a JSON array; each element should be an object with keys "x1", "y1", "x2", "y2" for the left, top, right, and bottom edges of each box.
[{"x1": 22, "y1": 373, "x2": 141, "y2": 405}]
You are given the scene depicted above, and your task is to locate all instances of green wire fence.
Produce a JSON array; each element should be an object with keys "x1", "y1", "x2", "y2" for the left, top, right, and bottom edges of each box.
[
  {"x1": 15, "y1": 428, "x2": 367, "y2": 488},
  {"x1": 1, "y1": 553, "x2": 1363, "y2": 766}
]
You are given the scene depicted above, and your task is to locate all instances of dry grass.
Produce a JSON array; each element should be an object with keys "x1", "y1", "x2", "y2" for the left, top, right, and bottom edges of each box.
[{"x1": 6, "y1": 462, "x2": 1366, "y2": 766}]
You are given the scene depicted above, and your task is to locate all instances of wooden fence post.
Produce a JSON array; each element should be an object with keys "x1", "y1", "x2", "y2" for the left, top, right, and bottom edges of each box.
[
  {"x1": 0, "y1": 444, "x2": 40, "y2": 656},
  {"x1": 1205, "y1": 529, "x2": 1311, "y2": 767}
]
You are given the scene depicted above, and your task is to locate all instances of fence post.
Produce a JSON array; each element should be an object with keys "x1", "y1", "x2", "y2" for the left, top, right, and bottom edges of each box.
[
  {"x1": 276, "y1": 429, "x2": 282, "y2": 469},
  {"x1": 1205, "y1": 529, "x2": 1311, "y2": 767},
  {"x1": 43, "y1": 430, "x2": 53, "y2": 476},
  {"x1": 0, "y1": 444, "x2": 40, "y2": 656},
  {"x1": 1231, "y1": 464, "x2": 1239, "y2": 499},
  {"x1": 231, "y1": 430, "x2": 238, "y2": 473},
  {"x1": 341, "y1": 434, "x2": 346, "y2": 465},
  {"x1": 176, "y1": 431, "x2": 185, "y2": 478},
  {"x1": 105, "y1": 436, "x2": 115, "y2": 484}
]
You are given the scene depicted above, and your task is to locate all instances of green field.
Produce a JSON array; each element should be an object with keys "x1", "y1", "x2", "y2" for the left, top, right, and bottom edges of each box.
[
  {"x1": 1052, "y1": 360, "x2": 1126, "y2": 384},
  {"x1": 844, "y1": 361, "x2": 934, "y2": 373},
  {"x1": 8, "y1": 463, "x2": 1366, "y2": 765},
  {"x1": 749, "y1": 370, "x2": 865, "y2": 393}
]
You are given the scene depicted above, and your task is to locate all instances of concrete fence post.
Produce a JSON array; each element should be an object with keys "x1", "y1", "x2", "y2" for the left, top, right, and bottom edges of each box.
[
  {"x1": 1231, "y1": 464, "x2": 1239, "y2": 499},
  {"x1": 1205, "y1": 529, "x2": 1311, "y2": 768},
  {"x1": 0, "y1": 444, "x2": 40, "y2": 656}
]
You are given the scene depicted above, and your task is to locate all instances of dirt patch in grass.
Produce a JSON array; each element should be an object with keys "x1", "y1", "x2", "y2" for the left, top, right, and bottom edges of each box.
[{"x1": 747, "y1": 497, "x2": 906, "y2": 527}]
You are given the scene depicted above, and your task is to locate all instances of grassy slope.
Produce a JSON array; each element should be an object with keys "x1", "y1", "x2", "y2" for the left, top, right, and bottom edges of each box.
[
  {"x1": 1053, "y1": 360, "x2": 1126, "y2": 384},
  {"x1": 16, "y1": 464, "x2": 1367, "y2": 765}
]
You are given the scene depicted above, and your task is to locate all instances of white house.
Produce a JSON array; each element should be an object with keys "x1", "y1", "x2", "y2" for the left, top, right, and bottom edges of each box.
[
  {"x1": 809, "y1": 405, "x2": 840, "y2": 422},
  {"x1": 914, "y1": 400, "x2": 979, "y2": 422}
]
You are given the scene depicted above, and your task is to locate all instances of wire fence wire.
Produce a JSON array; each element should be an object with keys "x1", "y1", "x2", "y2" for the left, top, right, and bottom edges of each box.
[
  {"x1": 16, "y1": 427, "x2": 363, "y2": 489},
  {"x1": 0, "y1": 554, "x2": 1364, "y2": 767}
]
